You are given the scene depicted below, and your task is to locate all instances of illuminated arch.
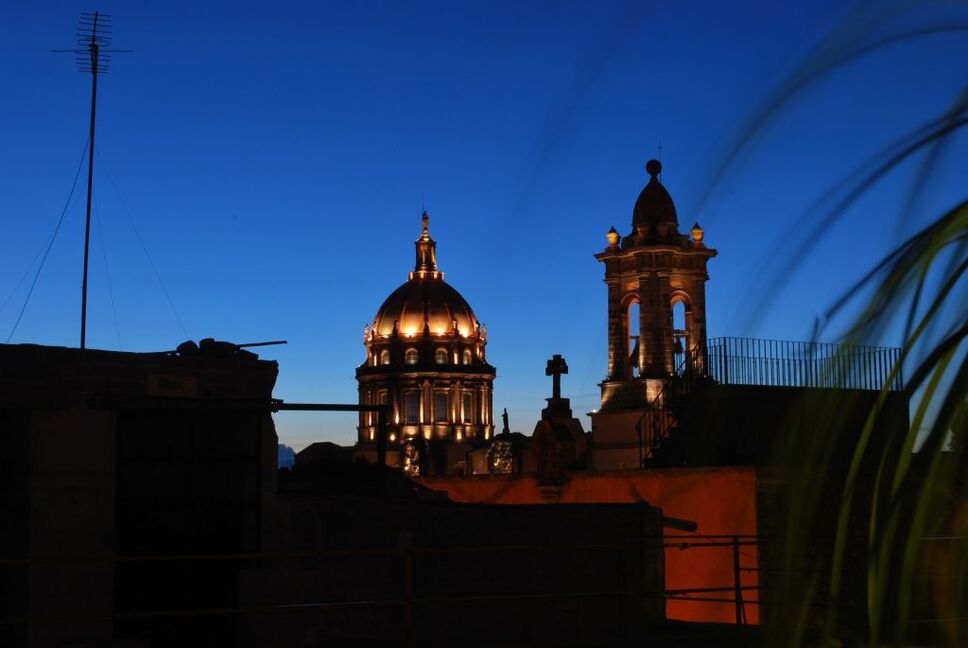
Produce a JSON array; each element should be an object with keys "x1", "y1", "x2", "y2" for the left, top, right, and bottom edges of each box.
[
  {"x1": 622, "y1": 293, "x2": 642, "y2": 378},
  {"x1": 670, "y1": 290, "x2": 699, "y2": 373}
]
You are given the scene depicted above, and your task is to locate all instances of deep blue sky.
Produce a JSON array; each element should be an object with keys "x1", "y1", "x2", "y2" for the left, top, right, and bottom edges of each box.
[{"x1": 2, "y1": 1, "x2": 966, "y2": 448}]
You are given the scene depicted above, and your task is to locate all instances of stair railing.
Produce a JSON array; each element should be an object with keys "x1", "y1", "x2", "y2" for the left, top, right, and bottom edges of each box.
[{"x1": 634, "y1": 343, "x2": 707, "y2": 467}]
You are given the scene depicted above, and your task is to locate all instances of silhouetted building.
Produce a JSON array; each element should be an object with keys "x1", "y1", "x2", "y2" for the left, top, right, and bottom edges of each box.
[
  {"x1": 247, "y1": 452, "x2": 666, "y2": 646},
  {"x1": 0, "y1": 341, "x2": 279, "y2": 646},
  {"x1": 355, "y1": 212, "x2": 496, "y2": 474}
]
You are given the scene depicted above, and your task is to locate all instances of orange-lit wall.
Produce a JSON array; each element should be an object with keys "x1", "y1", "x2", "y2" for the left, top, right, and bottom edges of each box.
[{"x1": 420, "y1": 466, "x2": 759, "y2": 624}]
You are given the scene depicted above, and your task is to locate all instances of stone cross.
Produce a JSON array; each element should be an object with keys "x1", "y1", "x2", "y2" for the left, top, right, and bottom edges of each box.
[{"x1": 545, "y1": 354, "x2": 569, "y2": 400}]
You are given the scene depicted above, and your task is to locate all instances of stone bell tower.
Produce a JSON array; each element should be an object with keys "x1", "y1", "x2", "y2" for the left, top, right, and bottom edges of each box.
[{"x1": 590, "y1": 160, "x2": 716, "y2": 468}]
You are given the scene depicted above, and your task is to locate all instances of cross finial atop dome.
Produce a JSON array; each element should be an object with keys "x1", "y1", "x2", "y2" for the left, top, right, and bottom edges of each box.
[{"x1": 421, "y1": 210, "x2": 430, "y2": 238}]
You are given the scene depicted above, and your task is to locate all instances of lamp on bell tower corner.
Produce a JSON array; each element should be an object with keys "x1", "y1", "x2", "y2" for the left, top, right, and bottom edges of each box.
[
  {"x1": 691, "y1": 222, "x2": 705, "y2": 246},
  {"x1": 606, "y1": 226, "x2": 620, "y2": 247}
]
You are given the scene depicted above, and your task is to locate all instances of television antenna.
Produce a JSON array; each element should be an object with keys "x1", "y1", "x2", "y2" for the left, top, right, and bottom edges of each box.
[{"x1": 53, "y1": 11, "x2": 132, "y2": 349}]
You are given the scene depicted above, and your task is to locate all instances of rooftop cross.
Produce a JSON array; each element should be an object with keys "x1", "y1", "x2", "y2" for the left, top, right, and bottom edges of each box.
[{"x1": 545, "y1": 354, "x2": 569, "y2": 400}]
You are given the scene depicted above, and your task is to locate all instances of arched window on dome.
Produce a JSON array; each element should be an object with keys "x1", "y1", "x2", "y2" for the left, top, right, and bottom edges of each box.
[
  {"x1": 434, "y1": 348, "x2": 448, "y2": 364},
  {"x1": 462, "y1": 349, "x2": 472, "y2": 365},
  {"x1": 405, "y1": 348, "x2": 418, "y2": 365},
  {"x1": 380, "y1": 349, "x2": 390, "y2": 365}
]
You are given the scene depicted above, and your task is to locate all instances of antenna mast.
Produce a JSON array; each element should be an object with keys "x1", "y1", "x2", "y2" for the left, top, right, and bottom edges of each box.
[{"x1": 54, "y1": 11, "x2": 131, "y2": 349}]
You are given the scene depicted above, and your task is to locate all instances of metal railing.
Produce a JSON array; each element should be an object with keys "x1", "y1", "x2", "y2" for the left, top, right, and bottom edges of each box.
[
  {"x1": 634, "y1": 336, "x2": 904, "y2": 464},
  {"x1": 636, "y1": 345, "x2": 704, "y2": 464},
  {"x1": 705, "y1": 337, "x2": 903, "y2": 391}
]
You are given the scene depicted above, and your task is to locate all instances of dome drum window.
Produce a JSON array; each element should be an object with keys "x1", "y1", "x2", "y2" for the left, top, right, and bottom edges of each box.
[
  {"x1": 434, "y1": 392, "x2": 449, "y2": 423},
  {"x1": 434, "y1": 348, "x2": 448, "y2": 364},
  {"x1": 405, "y1": 348, "x2": 418, "y2": 365},
  {"x1": 405, "y1": 392, "x2": 419, "y2": 425},
  {"x1": 462, "y1": 392, "x2": 473, "y2": 424}
]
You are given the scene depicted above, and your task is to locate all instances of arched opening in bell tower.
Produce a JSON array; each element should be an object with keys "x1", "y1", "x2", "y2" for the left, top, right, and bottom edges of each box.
[
  {"x1": 626, "y1": 298, "x2": 641, "y2": 378},
  {"x1": 672, "y1": 299, "x2": 687, "y2": 372},
  {"x1": 671, "y1": 292, "x2": 695, "y2": 374}
]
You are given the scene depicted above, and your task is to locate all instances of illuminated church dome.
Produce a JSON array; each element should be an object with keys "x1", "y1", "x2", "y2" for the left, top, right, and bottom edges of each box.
[
  {"x1": 371, "y1": 268, "x2": 479, "y2": 339},
  {"x1": 356, "y1": 212, "x2": 495, "y2": 471}
]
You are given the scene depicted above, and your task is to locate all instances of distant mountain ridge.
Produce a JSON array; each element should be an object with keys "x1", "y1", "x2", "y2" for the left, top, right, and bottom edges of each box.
[{"x1": 277, "y1": 444, "x2": 295, "y2": 469}]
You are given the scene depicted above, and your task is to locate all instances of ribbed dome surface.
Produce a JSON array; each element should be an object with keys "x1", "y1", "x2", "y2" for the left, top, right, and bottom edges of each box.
[{"x1": 372, "y1": 276, "x2": 478, "y2": 338}]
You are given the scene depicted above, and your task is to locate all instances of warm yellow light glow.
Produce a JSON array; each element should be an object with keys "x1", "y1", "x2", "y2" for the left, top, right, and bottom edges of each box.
[
  {"x1": 389, "y1": 433, "x2": 396, "y2": 441},
  {"x1": 646, "y1": 378, "x2": 664, "y2": 405},
  {"x1": 456, "y1": 430, "x2": 463, "y2": 441},
  {"x1": 403, "y1": 328, "x2": 418, "y2": 337}
]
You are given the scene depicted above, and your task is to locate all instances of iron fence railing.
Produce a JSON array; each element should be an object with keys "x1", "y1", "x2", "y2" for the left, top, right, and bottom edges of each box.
[
  {"x1": 636, "y1": 336, "x2": 904, "y2": 464},
  {"x1": 704, "y1": 337, "x2": 903, "y2": 391}
]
